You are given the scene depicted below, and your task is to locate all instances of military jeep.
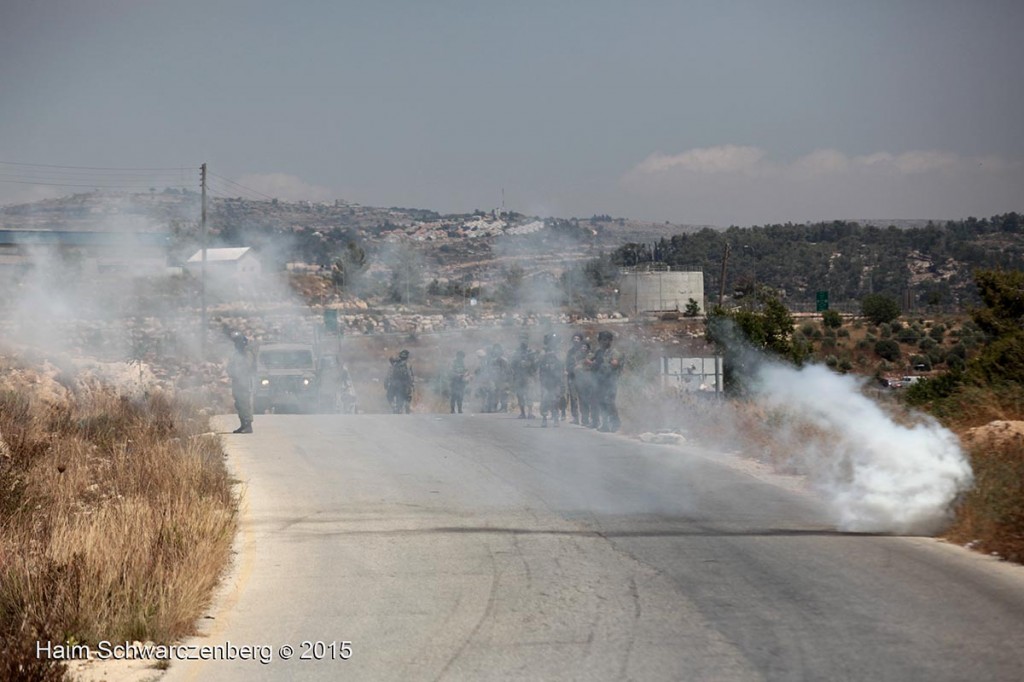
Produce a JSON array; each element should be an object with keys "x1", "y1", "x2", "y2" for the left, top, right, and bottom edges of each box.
[{"x1": 253, "y1": 343, "x2": 320, "y2": 413}]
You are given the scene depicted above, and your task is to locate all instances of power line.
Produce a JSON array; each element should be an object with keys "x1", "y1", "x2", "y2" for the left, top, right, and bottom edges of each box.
[
  {"x1": 208, "y1": 172, "x2": 277, "y2": 201},
  {"x1": 0, "y1": 160, "x2": 190, "y2": 172},
  {"x1": 0, "y1": 177, "x2": 192, "y2": 189}
]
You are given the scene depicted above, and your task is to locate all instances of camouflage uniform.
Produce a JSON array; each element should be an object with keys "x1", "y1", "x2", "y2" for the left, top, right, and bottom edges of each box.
[
  {"x1": 449, "y1": 351, "x2": 469, "y2": 414},
  {"x1": 511, "y1": 342, "x2": 538, "y2": 419},
  {"x1": 387, "y1": 350, "x2": 414, "y2": 414},
  {"x1": 592, "y1": 331, "x2": 623, "y2": 432},
  {"x1": 227, "y1": 333, "x2": 255, "y2": 433},
  {"x1": 565, "y1": 333, "x2": 586, "y2": 424},
  {"x1": 538, "y1": 334, "x2": 564, "y2": 427}
]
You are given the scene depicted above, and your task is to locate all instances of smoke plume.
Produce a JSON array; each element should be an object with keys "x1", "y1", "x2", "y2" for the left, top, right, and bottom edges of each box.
[{"x1": 752, "y1": 362, "x2": 972, "y2": 535}]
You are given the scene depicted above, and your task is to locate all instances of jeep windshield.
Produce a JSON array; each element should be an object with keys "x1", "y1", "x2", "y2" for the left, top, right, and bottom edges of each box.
[{"x1": 259, "y1": 350, "x2": 314, "y2": 370}]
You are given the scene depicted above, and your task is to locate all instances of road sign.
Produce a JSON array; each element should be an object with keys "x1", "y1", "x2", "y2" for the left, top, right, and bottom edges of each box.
[
  {"x1": 816, "y1": 290, "x2": 829, "y2": 312},
  {"x1": 324, "y1": 309, "x2": 338, "y2": 332}
]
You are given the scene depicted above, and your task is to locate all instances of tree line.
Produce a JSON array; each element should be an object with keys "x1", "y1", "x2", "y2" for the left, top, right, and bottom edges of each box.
[{"x1": 612, "y1": 214, "x2": 1023, "y2": 311}]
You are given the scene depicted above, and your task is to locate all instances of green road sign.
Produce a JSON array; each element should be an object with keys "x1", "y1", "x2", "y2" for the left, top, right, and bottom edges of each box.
[
  {"x1": 816, "y1": 290, "x2": 829, "y2": 312},
  {"x1": 324, "y1": 309, "x2": 338, "y2": 332}
]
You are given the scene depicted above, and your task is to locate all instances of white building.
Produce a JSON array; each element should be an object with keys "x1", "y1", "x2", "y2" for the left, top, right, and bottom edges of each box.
[{"x1": 185, "y1": 247, "x2": 261, "y2": 279}]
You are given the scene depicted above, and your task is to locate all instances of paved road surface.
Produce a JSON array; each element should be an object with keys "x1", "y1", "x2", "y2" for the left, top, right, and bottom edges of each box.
[{"x1": 163, "y1": 413, "x2": 1024, "y2": 681}]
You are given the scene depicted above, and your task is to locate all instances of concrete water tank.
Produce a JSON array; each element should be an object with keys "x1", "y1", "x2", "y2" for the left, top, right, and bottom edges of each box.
[{"x1": 618, "y1": 268, "x2": 704, "y2": 316}]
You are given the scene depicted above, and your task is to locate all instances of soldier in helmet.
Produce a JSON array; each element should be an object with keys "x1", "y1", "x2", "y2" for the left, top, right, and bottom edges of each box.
[
  {"x1": 511, "y1": 338, "x2": 538, "y2": 419},
  {"x1": 387, "y1": 349, "x2": 415, "y2": 413},
  {"x1": 227, "y1": 331, "x2": 255, "y2": 434},
  {"x1": 449, "y1": 350, "x2": 470, "y2": 414},
  {"x1": 591, "y1": 330, "x2": 623, "y2": 432},
  {"x1": 538, "y1": 333, "x2": 565, "y2": 428},
  {"x1": 565, "y1": 332, "x2": 586, "y2": 425}
]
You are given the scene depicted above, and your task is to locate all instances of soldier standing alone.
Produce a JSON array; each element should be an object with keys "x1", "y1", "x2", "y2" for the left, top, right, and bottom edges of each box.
[
  {"x1": 449, "y1": 350, "x2": 469, "y2": 414},
  {"x1": 387, "y1": 349, "x2": 415, "y2": 414},
  {"x1": 227, "y1": 332, "x2": 255, "y2": 434}
]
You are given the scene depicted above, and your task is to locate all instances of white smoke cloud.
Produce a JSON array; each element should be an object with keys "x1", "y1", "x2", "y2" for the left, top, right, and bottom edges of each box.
[
  {"x1": 751, "y1": 362, "x2": 972, "y2": 535},
  {"x1": 235, "y1": 173, "x2": 336, "y2": 203},
  {"x1": 621, "y1": 145, "x2": 1024, "y2": 225}
]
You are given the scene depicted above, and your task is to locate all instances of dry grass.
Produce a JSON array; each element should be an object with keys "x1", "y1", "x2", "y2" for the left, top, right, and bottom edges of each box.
[
  {"x1": 946, "y1": 437, "x2": 1024, "y2": 562},
  {"x1": 0, "y1": 363, "x2": 236, "y2": 680}
]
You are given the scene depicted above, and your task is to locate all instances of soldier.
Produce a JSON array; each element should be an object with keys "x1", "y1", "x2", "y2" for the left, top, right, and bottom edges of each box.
[
  {"x1": 511, "y1": 340, "x2": 537, "y2": 419},
  {"x1": 576, "y1": 340, "x2": 596, "y2": 427},
  {"x1": 538, "y1": 333, "x2": 565, "y2": 428},
  {"x1": 592, "y1": 331, "x2": 623, "y2": 432},
  {"x1": 449, "y1": 350, "x2": 469, "y2": 414},
  {"x1": 565, "y1": 332, "x2": 586, "y2": 424},
  {"x1": 482, "y1": 344, "x2": 510, "y2": 413},
  {"x1": 387, "y1": 349, "x2": 415, "y2": 414},
  {"x1": 227, "y1": 332, "x2": 255, "y2": 434}
]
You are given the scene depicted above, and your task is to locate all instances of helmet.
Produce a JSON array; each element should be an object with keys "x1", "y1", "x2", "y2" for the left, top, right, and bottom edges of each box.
[
  {"x1": 543, "y1": 333, "x2": 558, "y2": 348},
  {"x1": 597, "y1": 331, "x2": 613, "y2": 342},
  {"x1": 230, "y1": 331, "x2": 248, "y2": 348},
  {"x1": 399, "y1": 349, "x2": 409, "y2": 360}
]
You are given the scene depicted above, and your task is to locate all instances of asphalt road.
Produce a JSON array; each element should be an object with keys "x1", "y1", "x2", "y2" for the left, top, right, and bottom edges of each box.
[{"x1": 163, "y1": 413, "x2": 1024, "y2": 682}]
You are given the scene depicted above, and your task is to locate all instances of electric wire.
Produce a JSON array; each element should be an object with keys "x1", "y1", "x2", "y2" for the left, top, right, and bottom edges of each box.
[
  {"x1": 208, "y1": 172, "x2": 277, "y2": 201},
  {"x1": 0, "y1": 160, "x2": 190, "y2": 172}
]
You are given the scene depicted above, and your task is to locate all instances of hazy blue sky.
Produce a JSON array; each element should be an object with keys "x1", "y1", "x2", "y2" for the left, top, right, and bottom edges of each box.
[{"x1": 1, "y1": 0, "x2": 1021, "y2": 225}]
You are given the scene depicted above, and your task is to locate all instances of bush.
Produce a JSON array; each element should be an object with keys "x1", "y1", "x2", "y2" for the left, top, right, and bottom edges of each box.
[
  {"x1": 911, "y1": 354, "x2": 932, "y2": 371},
  {"x1": 822, "y1": 310, "x2": 842, "y2": 329},
  {"x1": 879, "y1": 323, "x2": 892, "y2": 338},
  {"x1": 825, "y1": 355, "x2": 839, "y2": 368},
  {"x1": 874, "y1": 339, "x2": 901, "y2": 361},
  {"x1": 861, "y1": 294, "x2": 901, "y2": 325},
  {"x1": 837, "y1": 328, "x2": 850, "y2": 338},
  {"x1": 800, "y1": 322, "x2": 815, "y2": 336},
  {"x1": 929, "y1": 324, "x2": 946, "y2": 342},
  {"x1": 896, "y1": 327, "x2": 921, "y2": 344}
]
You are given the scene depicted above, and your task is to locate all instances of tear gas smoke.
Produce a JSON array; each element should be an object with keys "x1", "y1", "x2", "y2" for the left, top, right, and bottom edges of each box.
[{"x1": 752, "y1": 362, "x2": 972, "y2": 534}]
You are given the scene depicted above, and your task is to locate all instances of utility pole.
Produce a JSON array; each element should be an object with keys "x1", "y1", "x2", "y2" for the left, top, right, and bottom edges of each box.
[
  {"x1": 200, "y1": 162, "x2": 208, "y2": 358},
  {"x1": 715, "y1": 241, "x2": 730, "y2": 397},
  {"x1": 717, "y1": 241, "x2": 730, "y2": 308}
]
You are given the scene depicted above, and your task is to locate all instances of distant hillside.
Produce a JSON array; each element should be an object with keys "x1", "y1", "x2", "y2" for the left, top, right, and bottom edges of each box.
[
  {"x1": 4, "y1": 192, "x2": 1019, "y2": 314},
  {"x1": 614, "y1": 214, "x2": 1024, "y2": 312}
]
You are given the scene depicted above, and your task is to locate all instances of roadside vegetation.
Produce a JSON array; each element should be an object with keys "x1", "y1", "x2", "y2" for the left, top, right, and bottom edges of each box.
[
  {"x1": 697, "y1": 270, "x2": 1024, "y2": 562},
  {"x1": 0, "y1": 354, "x2": 237, "y2": 681}
]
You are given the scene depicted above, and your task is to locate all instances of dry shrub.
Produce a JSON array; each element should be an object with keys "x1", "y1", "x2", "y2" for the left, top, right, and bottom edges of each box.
[
  {"x1": 0, "y1": 377, "x2": 236, "y2": 678},
  {"x1": 946, "y1": 437, "x2": 1024, "y2": 562}
]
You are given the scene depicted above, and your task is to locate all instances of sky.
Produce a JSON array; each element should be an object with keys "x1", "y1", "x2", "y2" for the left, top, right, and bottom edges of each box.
[{"x1": 1, "y1": 0, "x2": 1021, "y2": 226}]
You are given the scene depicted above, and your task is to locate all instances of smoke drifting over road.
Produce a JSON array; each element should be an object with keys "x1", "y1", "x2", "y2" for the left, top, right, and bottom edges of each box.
[{"x1": 752, "y1": 362, "x2": 972, "y2": 535}]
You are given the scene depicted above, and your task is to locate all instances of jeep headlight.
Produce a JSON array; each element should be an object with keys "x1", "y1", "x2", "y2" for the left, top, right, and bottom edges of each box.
[
  {"x1": 260, "y1": 378, "x2": 270, "y2": 386},
  {"x1": 302, "y1": 378, "x2": 311, "y2": 386}
]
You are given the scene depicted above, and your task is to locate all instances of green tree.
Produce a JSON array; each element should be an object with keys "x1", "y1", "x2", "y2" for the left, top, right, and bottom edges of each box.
[
  {"x1": 874, "y1": 339, "x2": 901, "y2": 361},
  {"x1": 497, "y1": 265, "x2": 525, "y2": 308},
  {"x1": 684, "y1": 298, "x2": 701, "y2": 317},
  {"x1": 331, "y1": 241, "x2": 367, "y2": 290},
  {"x1": 822, "y1": 309, "x2": 842, "y2": 329},
  {"x1": 861, "y1": 293, "x2": 901, "y2": 325},
  {"x1": 705, "y1": 288, "x2": 807, "y2": 393}
]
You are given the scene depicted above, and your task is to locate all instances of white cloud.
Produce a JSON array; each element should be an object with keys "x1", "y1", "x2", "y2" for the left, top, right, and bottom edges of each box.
[
  {"x1": 633, "y1": 145, "x2": 765, "y2": 175},
  {"x1": 620, "y1": 145, "x2": 1023, "y2": 225},
  {"x1": 235, "y1": 173, "x2": 336, "y2": 202}
]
